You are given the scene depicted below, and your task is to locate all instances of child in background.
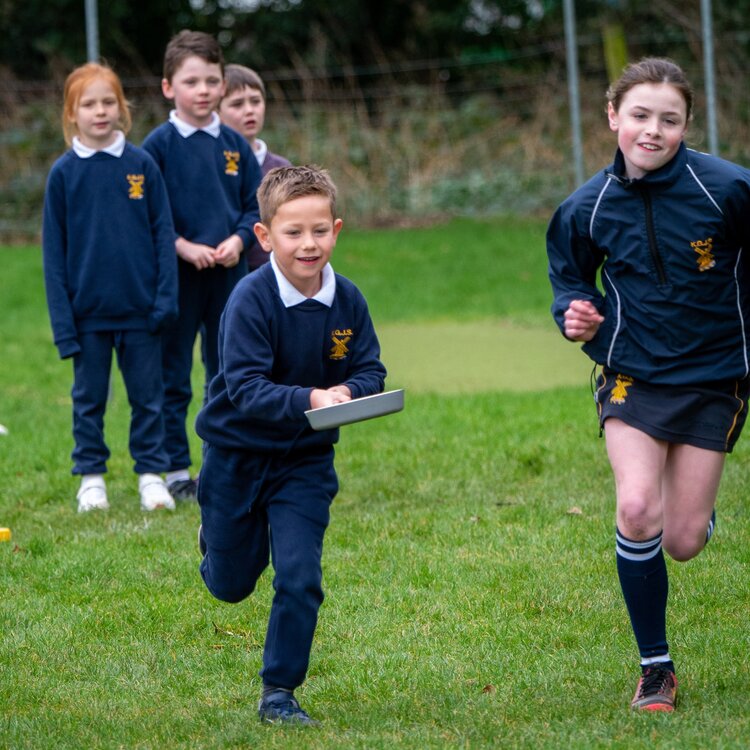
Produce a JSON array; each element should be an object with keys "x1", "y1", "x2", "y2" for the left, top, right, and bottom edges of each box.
[
  {"x1": 195, "y1": 166, "x2": 387, "y2": 725},
  {"x1": 142, "y1": 31, "x2": 263, "y2": 501},
  {"x1": 218, "y1": 64, "x2": 292, "y2": 271},
  {"x1": 42, "y1": 62, "x2": 178, "y2": 512},
  {"x1": 547, "y1": 58, "x2": 750, "y2": 711}
]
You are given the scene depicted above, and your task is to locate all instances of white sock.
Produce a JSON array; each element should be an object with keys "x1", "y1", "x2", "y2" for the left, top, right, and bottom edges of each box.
[
  {"x1": 641, "y1": 653, "x2": 672, "y2": 667},
  {"x1": 80, "y1": 474, "x2": 105, "y2": 490},
  {"x1": 166, "y1": 470, "x2": 190, "y2": 484}
]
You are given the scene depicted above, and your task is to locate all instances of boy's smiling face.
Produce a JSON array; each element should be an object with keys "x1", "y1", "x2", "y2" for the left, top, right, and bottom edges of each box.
[
  {"x1": 254, "y1": 195, "x2": 343, "y2": 298},
  {"x1": 162, "y1": 55, "x2": 225, "y2": 128}
]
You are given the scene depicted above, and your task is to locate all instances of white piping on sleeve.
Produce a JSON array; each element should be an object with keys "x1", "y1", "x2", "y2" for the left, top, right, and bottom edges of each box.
[
  {"x1": 686, "y1": 164, "x2": 723, "y2": 215},
  {"x1": 602, "y1": 268, "x2": 621, "y2": 369},
  {"x1": 733, "y1": 248, "x2": 749, "y2": 377},
  {"x1": 589, "y1": 177, "x2": 613, "y2": 239},
  {"x1": 589, "y1": 179, "x2": 619, "y2": 367}
]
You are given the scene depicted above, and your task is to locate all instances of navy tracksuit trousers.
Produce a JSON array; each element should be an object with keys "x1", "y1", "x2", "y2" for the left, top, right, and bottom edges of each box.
[
  {"x1": 161, "y1": 260, "x2": 245, "y2": 472},
  {"x1": 198, "y1": 443, "x2": 338, "y2": 690},
  {"x1": 71, "y1": 329, "x2": 168, "y2": 475}
]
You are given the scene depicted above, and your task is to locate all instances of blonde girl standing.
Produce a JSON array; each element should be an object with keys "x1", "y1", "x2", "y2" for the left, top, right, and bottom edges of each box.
[{"x1": 43, "y1": 63, "x2": 178, "y2": 512}]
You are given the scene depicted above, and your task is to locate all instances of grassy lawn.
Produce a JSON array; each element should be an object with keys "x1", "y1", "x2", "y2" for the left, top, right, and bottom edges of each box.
[{"x1": 2, "y1": 219, "x2": 749, "y2": 748}]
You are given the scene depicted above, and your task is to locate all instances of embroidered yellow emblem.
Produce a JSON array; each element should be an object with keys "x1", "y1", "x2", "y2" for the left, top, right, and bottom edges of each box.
[
  {"x1": 329, "y1": 328, "x2": 352, "y2": 360},
  {"x1": 691, "y1": 237, "x2": 715, "y2": 272},
  {"x1": 610, "y1": 374, "x2": 634, "y2": 405},
  {"x1": 126, "y1": 174, "x2": 145, "y2": 200},
  {"x1": 224, "y1": 151, "x2": 240, "y2": 176}
]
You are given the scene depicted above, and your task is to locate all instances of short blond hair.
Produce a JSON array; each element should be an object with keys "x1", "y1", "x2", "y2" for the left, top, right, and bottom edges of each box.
[
  {"x1": 257, "y1": 165, "x2": 337, "y2": 225},
  {"x1": 62, "y1": 62, "x2": 132, "y2": 145}
]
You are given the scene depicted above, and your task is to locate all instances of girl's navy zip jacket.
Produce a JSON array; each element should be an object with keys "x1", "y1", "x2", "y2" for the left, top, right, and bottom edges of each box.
[{"x1": 547, "y1": 143, "x2": 750, "y2": 385}]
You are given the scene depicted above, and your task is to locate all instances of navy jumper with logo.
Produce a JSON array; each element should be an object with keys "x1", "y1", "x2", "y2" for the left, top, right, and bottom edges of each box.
[
  {"x1": 195, "y1": 262, "x2": 386, "y2": 690},
  {"x1": 42, "y1": 142, "x2": 178, "y2": 475},
  {"x1": 142, "y1": 118, "x2": 262, "y2": 472},
  {"x1": 547, "y1": 142, "x2": 750, "y2": 386}
]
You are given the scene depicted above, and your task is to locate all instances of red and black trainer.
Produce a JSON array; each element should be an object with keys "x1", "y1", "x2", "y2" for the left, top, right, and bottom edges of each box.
[{"x1": 631, "y1": 666, "x2": 678, "y2": 712}]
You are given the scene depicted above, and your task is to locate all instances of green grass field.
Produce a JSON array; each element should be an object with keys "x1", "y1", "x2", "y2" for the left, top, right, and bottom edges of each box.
[{"x1": 2, "y1": 219, "x2": 749, "y2": 749}]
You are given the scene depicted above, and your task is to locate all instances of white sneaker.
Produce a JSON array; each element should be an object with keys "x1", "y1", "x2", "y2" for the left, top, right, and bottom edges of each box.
[
  {"x1": 139, "y1": 474, "x2": 176, "y2": 512},
  {"x1": 77, "y1": 476, "x2": 109, "y2": 513}
]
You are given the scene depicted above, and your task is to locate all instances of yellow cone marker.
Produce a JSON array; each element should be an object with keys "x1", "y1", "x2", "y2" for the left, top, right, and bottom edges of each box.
[{"x1": 0, "y1": 528, "x2": 11, "y2": 542}]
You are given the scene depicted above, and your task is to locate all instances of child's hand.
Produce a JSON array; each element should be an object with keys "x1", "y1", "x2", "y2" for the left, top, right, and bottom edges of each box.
[
  {"x1": 176, "y1": 238, "x2": 216, "y2": 270},
  {"x1": 214, "y1": 234, "x2": 243, "y2": 268},
  {"x1": 310, "y1": 386, "x2": 352, "y2": 409},
  {"x1": 564, "y1": 299, "x2": 604, "y2": 341}
]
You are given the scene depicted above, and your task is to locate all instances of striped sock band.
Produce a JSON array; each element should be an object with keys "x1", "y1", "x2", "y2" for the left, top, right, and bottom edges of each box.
[{"x1": 616, "y1": 528, "x2": 663, "y2": 562}]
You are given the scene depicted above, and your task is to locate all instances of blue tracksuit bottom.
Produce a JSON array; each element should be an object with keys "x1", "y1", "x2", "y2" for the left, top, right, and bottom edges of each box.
[
  {"x1": 161, "y1": 260, "x2": 246, "y2": 472},
  {"x1": 198, "y1": 443, "x2": 338, "y2": 690},
  {"x1": 71, "y1": 329, "x2": 168, "y2": 475}
]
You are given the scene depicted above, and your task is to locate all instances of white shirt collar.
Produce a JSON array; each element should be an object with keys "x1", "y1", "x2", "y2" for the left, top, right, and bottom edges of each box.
[
  {"x1": 169, "y1": 109, "x2": 221, "y2": 139},
  {"x1": 270, "y1": 253, "x2": 336, "y2": 308},
  {"x1": 253, "y1": 138, "x2": 267, "y2": 167},
  {"x1": 72, "y1": 130, "x2": 126, "y2": 158}
]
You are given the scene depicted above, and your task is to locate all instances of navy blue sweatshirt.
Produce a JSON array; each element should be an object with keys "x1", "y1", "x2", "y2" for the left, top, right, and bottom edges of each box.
[
  {"x1": 548, "y1": 143, "x2": 750, "y2": 385},
  {"x1": 142, "y1": 122, "x2": 261, "y2": 249},
  {"x1": 196, "y1": 262, "x2": 387, "y2": 454},
  {"x1": 42, "y1": 143, "x2": 178, "y2": 359}
]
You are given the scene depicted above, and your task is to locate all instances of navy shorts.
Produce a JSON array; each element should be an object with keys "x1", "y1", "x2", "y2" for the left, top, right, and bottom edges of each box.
[{"x1": 595, "y1": 368, "x2": 750, "y2": 453}]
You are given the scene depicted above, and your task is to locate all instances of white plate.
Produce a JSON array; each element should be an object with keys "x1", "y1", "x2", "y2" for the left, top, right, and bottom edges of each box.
[{"x1": 305, "y1": 389, "x2": 405, "y2": 430}]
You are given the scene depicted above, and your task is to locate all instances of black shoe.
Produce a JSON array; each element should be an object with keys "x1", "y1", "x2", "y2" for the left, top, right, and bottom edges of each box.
[
  {"x1": 167, "y1": 478, "x2": 198, "y2": 502},
  {"x1": 258, "y1": 690, "x2": 319, "y2": 726},
  {"x1": 198, "y1": 524, "x2": 206, "y2": 557}
]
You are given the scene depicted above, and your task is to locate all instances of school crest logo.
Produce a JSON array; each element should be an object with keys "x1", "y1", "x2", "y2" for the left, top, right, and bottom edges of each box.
[
  {"x1": 329, "y1": 328, "x2": 352, "y2": 360},
  {"x1": 610, "y1": 374, "x2": 634, "y2": 405},
  {"x1": 691, "y1": 237, "x2": 715, "y2": 272},
  {"x1": 126, "y1": 174, "x2": 145, "y2": 200},
  {"x1": 223, "y1": 151, "x2": 240, "y2": 176}
]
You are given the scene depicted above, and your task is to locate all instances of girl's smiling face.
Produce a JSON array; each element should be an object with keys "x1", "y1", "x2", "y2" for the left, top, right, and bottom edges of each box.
[{"x1": 608, "y1": 82, "x2": 688, "y2": 179}]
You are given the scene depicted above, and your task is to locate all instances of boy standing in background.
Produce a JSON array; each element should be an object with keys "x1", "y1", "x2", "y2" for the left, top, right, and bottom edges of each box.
[
  {"x1": 143, "y1": 30, "x2": 262, "y2": 501},
  {"x1": 218, "y1": 64, "x2": 291, "y2": 271},
  {"x1": 195, "y1": 166, "x2": 387, "y2": 725}
]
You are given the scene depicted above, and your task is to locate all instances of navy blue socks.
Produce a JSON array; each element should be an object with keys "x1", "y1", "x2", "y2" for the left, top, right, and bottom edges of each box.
[
  {"x1": 705, "y1": 509, "x2": 716, "y2": 545},
  {"x1": 615, "y1": 527, "x2": 672, "y2": 671}
]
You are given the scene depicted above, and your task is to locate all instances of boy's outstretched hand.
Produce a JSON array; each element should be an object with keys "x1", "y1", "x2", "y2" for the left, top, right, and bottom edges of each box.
[
  {"x1": 310, "y1": 385, "x2": 352, "y2": 409},
  {"x1": 564, "y1": 299, "x2": 604, "y2": 341}
]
